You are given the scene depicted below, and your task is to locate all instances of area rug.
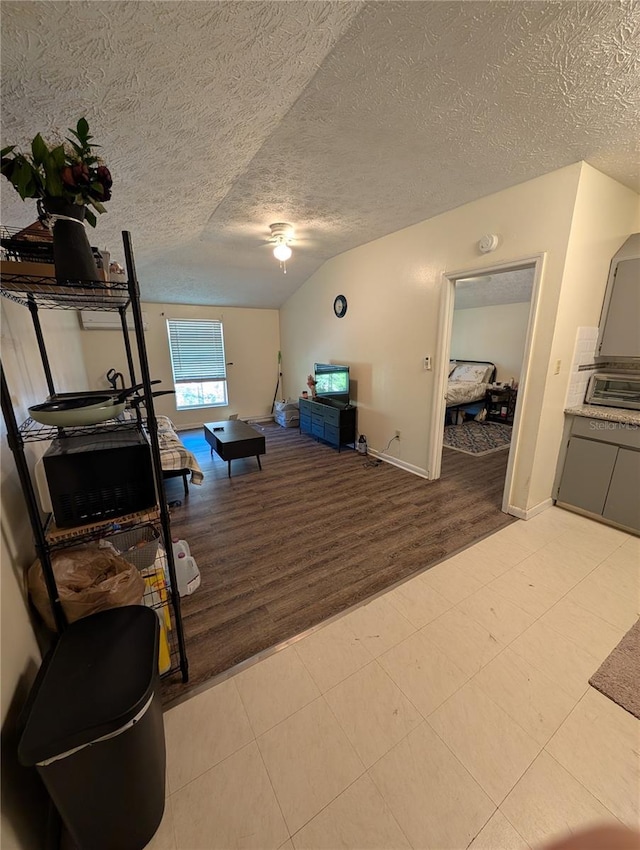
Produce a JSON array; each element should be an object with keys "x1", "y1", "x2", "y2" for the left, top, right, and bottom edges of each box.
[
  {"x1": 443, "y1": 421, "x2": 512, "y2": 456},
  {"x1": 589, "y1": 619, "x2": 640, "y2": 719}
]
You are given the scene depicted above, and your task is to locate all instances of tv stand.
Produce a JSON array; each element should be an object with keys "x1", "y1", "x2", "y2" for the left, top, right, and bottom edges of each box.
[{"x1": 299, "y1": 397, "x2": 356, "y2": 451}]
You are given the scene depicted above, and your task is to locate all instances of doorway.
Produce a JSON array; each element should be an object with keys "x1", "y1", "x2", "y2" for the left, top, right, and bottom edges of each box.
[{"x1": 428, "y1": 256, "x2": 544, "y2": 515}]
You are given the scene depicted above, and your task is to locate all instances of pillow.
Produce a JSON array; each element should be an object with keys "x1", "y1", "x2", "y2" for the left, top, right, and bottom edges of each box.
[
  {"x1": 448, "y1": 361, "x2": 458, "y2": 376},
  {"x1": 449, "y1": 362, "x2": 493, "y2": 383}
]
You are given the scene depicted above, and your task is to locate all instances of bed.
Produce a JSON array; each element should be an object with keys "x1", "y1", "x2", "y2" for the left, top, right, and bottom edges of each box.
[
  {"x1": 446, "y1": 360, "x2": 496, "y2": 422},
  {"x1": 135, "y1": 414, "x2": 204, "y2": 498},
  {"x1": 156, "y1": 415, "x2": 204, "y2": 495}
]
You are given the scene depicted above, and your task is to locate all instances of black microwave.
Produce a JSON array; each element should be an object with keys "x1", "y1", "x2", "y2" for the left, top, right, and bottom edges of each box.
[{"x1": 41, "y1": 426, "x2": 156, "y2": 528}]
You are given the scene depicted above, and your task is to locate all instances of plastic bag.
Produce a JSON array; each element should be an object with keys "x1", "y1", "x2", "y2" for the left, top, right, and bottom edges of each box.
[
  {"x1": 274, "y1": 398, "x2": 299, "y2": 412},
  {"x1": 28, "y1": 545, "x2": 145, "y2": 631}
]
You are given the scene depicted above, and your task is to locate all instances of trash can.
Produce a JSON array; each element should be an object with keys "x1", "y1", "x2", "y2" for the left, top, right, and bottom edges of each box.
[{"x1": 18, "y1": 605, "x2": 165, "y2": 850}]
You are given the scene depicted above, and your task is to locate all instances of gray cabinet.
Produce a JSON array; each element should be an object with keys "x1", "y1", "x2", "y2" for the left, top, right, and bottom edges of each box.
[
  {"x1": 556, "y1": 416, "x2": 640, "y2": 533},
  {"x1": 557, "y1": 437, "x2": 618, "y2": 515},
  {"x1": 299, "y1": 397, "x2": 356, "y2": 451},
  {"x1": 597, "y1": 234, "x2": 640, "y2": 360},
  {"x1": 603, "y1": 448, "x2": 640, "y2": 530}
]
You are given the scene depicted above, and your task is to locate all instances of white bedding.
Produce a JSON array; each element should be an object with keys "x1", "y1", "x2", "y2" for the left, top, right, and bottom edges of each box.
[{"x1": 446, "y1": 380, "x2": 490, "y2": 407}]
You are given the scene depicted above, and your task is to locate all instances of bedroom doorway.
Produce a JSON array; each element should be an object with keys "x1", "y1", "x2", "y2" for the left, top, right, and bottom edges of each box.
[{"x1": 428, "y1": 257, "x2": 542, "y2": 515}]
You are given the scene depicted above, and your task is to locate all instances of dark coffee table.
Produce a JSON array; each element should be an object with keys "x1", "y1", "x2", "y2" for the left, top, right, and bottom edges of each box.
[{"x1": 203, "y1": 420, "x2": 265, "y2": 478}]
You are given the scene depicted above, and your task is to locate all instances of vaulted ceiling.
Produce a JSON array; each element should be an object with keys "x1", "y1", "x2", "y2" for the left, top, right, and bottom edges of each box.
[{"x1": 2, "y1": 1, "x2": 638, "y2": 308}]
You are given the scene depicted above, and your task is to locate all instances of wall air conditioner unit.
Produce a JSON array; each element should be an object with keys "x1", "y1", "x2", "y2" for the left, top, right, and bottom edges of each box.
[{"x1": 79, "y1": 310, "x2": 148, "y2": 331}]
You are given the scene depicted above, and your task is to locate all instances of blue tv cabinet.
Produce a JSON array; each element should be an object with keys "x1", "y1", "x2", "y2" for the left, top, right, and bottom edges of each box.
[{"x1": 298, "y1": 397, "x2": 356, "y2": 452}]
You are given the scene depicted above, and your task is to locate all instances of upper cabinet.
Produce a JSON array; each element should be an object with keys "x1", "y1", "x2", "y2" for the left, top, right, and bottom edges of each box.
[{"x1": 597, "y1": 233, "x2": 640, "y2": 361}]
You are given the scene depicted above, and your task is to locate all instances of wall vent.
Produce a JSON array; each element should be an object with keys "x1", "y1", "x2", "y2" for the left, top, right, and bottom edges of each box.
[{"x1": 79, "y1": 310, "x2": 148, "y2": 331}]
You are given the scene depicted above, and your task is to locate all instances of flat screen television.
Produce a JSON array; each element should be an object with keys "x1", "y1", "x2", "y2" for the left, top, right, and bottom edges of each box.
[{"x1": 314, "y1": 363, "x2": 350, "y2": 404}]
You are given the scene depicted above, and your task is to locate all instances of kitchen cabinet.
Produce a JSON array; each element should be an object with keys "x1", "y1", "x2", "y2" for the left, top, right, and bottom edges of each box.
[
  {"x1": 0, "y1": 231, "x2": 189, "y2": 681},
  {"x1": 555, "y1": 415, "x2": 640, "y2": 533},
  {"x1": 556, "y1": 436, "x2": 617, "y2": 516},
  {"x1": 602, "y1": 447, "x2": 640, "y2": 529},
  {"x1": 597, "y1": 233, "x2": 640, "y2": 360}
]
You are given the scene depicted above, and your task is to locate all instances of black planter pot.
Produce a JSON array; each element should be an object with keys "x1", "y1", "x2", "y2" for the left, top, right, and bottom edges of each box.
[{"x1": 41, "y1": 199, "x2": 100, "y2": 284}]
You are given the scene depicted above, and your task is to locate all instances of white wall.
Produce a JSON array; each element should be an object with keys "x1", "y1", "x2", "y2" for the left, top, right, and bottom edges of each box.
[
  {"x1": 1, "y1": 300, "x2": 89, "y2": 849},
  {"x1": 79, "y1": 303, "x2": 281, "y2": 429},
  {"x1": 280, "y1": 162, "x2": 640, "y2": 513},
  {"x1": 451, "y1": 301, "x2": 530, "y2": 384}
]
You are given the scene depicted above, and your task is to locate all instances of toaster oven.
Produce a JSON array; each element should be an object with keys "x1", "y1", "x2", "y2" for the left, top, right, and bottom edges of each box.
[{"x1": 585, "y1": 372, "x2": 640, "y2": 411}]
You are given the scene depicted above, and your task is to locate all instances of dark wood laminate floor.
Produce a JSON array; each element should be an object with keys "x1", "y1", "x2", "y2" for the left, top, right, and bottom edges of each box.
[{"x1": 161, "y1": 422, "x2": 515, "y2": 703}]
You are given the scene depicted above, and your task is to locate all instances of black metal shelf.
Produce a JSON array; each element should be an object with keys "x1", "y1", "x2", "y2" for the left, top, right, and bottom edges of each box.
[
  {"x1": 45, "y1": 507, "x2": 161, "y2": 550},
  {"x1": 42, "y1": 522, "x2": 179, "y2": 678},
  {"x1": 1, "y1": 229, "x2": 189, "y2": 684},
  {"x1": 0, "y1": 272, "x2": 129, "y2": 310},
  {"x1": 18, "y1": 416, "x2": 143, "y2": 443}
]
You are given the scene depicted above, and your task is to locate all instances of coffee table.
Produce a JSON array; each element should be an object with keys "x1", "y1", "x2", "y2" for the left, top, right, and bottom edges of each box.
[{"x1": 203, "y1": 420, "x2": 265, "y2": 478}]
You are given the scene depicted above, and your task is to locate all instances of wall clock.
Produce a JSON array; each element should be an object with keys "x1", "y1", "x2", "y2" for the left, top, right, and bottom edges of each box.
[{"x1": 333, "y1": 294, "x2": 348, "y2": 318}]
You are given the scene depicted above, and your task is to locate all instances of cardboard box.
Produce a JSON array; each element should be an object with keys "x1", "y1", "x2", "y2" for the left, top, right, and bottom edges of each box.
[
  {"x1": 1, "y1": 259, "x2": 113, "y2": 299},
  {"x1": 1, "y1": 259, "x2": 56, "y2": 279}
]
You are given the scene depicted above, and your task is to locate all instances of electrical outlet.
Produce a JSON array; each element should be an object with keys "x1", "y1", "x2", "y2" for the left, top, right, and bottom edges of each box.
[{"x1": 395, "y1": 430, "x2": 401, "y2": 439}]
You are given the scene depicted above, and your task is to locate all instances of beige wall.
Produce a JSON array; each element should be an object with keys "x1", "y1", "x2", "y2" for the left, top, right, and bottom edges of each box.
[
  {"x1": 280, "y1": 163, "x2": 640, "y2": 512},
  {"x1": 451, "y1": 301, "x2": 530, "y2": 384},
  {"x1": 79, "y1": 303, "x2": 281, "y2": 429},
  {"x1": 1, "y1": 300, "x2": 89, "y2": 848},
  {"x1": 528, "y1": 163, "x2": 640, "y2": 508}
]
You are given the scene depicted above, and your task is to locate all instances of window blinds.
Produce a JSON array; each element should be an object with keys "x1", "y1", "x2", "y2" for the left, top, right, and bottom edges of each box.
[{"x1": 167, "y1": 319, "x2": 227, "y2": 383}]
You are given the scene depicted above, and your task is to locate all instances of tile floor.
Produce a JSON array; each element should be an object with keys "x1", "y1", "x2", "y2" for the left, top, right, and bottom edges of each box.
[{"x1": 147, "y1": 507, "x2": 639, "y2": 850}]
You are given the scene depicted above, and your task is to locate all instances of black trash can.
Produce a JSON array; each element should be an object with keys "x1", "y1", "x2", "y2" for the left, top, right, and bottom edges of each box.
[{"x1": 18, "y1": 605, "x2": 165, "y2": 850}]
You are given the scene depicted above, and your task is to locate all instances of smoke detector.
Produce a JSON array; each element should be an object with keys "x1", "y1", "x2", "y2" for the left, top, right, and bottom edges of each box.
[{"x1": 478, "y1": 234, "x2": 499, "y2": 253}]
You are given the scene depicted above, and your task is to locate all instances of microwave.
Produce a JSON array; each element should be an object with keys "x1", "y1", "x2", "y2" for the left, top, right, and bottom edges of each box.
[
  {"x1": 585, "y1": 372, "x2": 640, "y2": 411},
  {"x1": 36, "y1": 426, "x2": 156, "y2": 528}
]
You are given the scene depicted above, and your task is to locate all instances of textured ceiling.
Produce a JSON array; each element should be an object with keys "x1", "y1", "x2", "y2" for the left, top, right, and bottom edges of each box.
[
  {"x1": 1, "y1": 1, "x2": 639, "y2": 308},
  {"x1": 455, "y1": 268, "x2": 534, "y2": 310}
]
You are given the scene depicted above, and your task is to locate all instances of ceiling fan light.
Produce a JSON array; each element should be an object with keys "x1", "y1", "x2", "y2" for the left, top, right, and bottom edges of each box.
[{"x1": 273, "y1": 243, "x2": 292, "y2": 262}]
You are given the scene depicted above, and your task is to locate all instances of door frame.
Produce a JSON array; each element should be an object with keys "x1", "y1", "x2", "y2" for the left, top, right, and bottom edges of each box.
[{"x1": 427, "y1": 253, "x2": 546, "y2": 515}]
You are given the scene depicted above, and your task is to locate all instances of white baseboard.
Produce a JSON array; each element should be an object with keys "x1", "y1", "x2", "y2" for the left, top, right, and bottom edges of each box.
[
  {"x1": 367, "y1": 448, "x2": 431, "y2": 479},
  {"x1": 506, "y1": 498, "x2": 554, "y2": 520},
  {"x1": 174, "y1": 415, "x2": 274, "y2": 432},
  {"x1": 244, "y1": 415, "x2": 275, "y2": 424}
]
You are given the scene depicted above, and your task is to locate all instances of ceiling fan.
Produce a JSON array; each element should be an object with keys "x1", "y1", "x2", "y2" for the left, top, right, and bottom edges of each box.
[{"x1": 265, "y1": 222, "x2": 295, "y2": 272}]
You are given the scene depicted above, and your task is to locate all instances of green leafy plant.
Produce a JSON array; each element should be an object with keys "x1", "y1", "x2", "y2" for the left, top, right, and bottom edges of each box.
[{"x1": 1, "y1": 118, "x2": 112, "y2": 227}]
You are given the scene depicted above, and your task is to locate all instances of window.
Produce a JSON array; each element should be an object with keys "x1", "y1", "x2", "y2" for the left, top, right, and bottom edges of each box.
[{"x1": 166, "y1": 319, "x2": 228, "y2": 410}]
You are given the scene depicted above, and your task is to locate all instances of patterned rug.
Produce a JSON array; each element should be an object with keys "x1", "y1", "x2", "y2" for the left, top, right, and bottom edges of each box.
[{"x1": 443, "y1": 421, "x2": 512, "y2": 455}]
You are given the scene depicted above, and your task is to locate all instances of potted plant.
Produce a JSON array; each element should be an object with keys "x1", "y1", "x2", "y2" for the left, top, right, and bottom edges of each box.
[{"x1": 1, "y1": 118, "x2": 112, "y2": 282}]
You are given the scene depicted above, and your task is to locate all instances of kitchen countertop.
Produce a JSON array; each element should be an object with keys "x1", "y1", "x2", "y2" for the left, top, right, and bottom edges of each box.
[{"x1": 564, "y1": 404, "x2": 640, "y2": 425}]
